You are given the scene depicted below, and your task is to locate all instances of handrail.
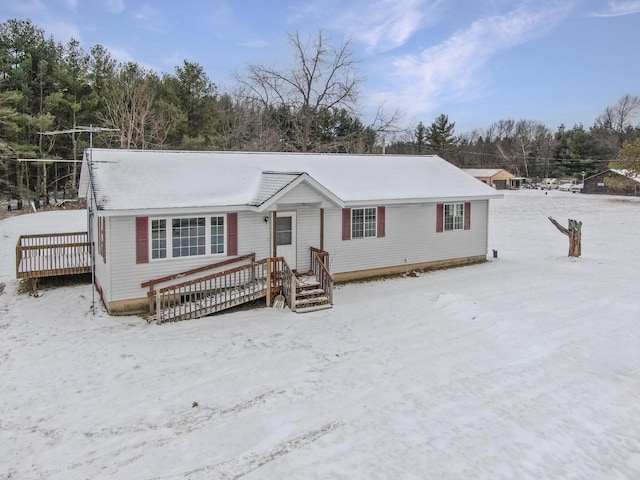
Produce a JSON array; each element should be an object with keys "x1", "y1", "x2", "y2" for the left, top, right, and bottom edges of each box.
[
  {"x1": 142, "y1": 252, "x2": 255, "y2": 290},
  {"x1": 280, "y1": 258, "x2": 300, "y2": 312},
  {"x1": 155, "y1": 258, "x2": 269, "y2": 323},
  {"x1": 152, "y1": 257, "x2": 291, "y2": 322},
  {"x1": 311, "y1": 249, "x2": 334, "y2": 306}
]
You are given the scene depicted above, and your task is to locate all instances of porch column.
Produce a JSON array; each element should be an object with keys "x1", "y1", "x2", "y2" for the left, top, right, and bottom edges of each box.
[
  {"x1": 320, "y1": 208, "x2": 325, "y2": 251},
  {"x1": 272, "y1": 211, "x2": 277, "y2": 257}
]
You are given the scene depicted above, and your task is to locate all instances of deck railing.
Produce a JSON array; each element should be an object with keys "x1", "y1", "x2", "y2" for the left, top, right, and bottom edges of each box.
[
  {"x1": 310, "y1": 247, "x2": 334, "y2": 305},
  {"x1": 153, "y1": 257, "x2": 286, "y2": 323},
  {"x1": 280, "y1": 258, "x2": 300, "y2": 312},
  {"x1": 16, "y1": 232, "x2": 92, "y2": 279},
  {"x1": 143, "y1": 253, "x2": 256, "y2": 313}
]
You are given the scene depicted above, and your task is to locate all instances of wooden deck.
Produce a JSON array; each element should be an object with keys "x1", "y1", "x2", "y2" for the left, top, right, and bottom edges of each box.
[{"x1": 16, "y1": 232, "x2": 92, "y2": 279}]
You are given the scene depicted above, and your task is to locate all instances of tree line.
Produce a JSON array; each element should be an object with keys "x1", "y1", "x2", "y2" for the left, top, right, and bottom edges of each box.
[
  {"x1": 389, "y1": 96, "x2": 640, "y2": 181},
  {"x1": 1, "y1": 18, "x2": 639, "y2": 203}
]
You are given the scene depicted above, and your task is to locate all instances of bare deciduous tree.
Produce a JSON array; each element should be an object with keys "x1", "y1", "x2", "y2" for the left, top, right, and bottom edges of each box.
[
  {"x1": 101, "y1": 63, "x2": 163, "y2": 149},
  {"x1": 237, "y1": 30, "x2": 362, "y2": 152}
]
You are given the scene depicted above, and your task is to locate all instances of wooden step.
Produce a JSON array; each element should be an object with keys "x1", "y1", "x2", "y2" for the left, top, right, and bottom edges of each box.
[
  {"x1": 296, "y1": 288, "x2": 326, "y2": 297},
  {"x1": 295, "y1": 295, "x2": 329, "y2": 307},
  {"x1": 295, "y1": 303, "x2": 333, "y2": 314}
]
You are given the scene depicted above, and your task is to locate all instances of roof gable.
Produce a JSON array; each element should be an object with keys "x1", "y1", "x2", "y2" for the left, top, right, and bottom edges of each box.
[{"x1": 250, "y1": 171, "x2": 344, "y2": 211}]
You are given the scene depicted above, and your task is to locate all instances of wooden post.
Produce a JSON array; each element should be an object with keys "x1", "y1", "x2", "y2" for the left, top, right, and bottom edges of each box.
[
  {"x1": 266, "y1": 258, "x2": 272, "y2": 307},
  {"x1": 320, "y1": 208, "x2": 324, "y2": 252},
  {"x1": 272, "y1": 211, "x2": 277, "y2": 257},
  {"x1": 155, "y1": 291, "x2": 161, "y2": 323}
]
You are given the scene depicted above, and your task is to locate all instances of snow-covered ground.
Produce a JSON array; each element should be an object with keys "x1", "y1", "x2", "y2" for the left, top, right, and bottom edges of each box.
[{"x1": 1, "y1": 190, "x2": 639, "y2": 479}]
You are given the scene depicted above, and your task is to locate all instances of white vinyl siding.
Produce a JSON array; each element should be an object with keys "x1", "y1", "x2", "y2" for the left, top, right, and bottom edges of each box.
[
  {"x1": 104, "y1": 212, "x2": 270, "y2": 303},
  {"x1": 325, "y1": 201, "x2": 489, "y2": 275}
]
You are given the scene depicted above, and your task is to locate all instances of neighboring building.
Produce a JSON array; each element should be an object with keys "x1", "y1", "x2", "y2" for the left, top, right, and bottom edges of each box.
[
  {"x1": 79, "y1": 150, "x2": 502, "y2": 315},
  {"x1": 583, "y1": 170, "x2": 640, "y2": 196},
  {"x1": 462, "y1": 169, "x2": 516, "y2": 190}
]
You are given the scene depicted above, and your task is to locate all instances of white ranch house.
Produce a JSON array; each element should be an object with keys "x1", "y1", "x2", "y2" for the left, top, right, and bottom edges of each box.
[{"x1": 75, "y1": 149, "x2": 501, "y2": 319}]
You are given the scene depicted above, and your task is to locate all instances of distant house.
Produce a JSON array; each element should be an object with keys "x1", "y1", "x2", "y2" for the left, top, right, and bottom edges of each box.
[
  {"x1": 462, "y1": 169, "x2": 516, "y2": 190},
  {"x1": 583, "y1": 169, "x2": 640, "y2": 196},
  {"x1": 79, "y1": 150, "x2": 501, "y2": 318}
]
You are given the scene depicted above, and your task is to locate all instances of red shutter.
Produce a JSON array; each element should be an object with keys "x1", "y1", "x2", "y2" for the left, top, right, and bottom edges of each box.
[
  {"x1": 135, "y1": 217, "x2": 148, "y2": 264},
  {"x1": 101, "y1": 217, "x2": 106, "y2": 263},
  {"x1": 464, "y1": 202, "x2": 471, "y2": 230},
  {"x1": 342, "y1": 208, "x2": 351, "y2": 240},
  {"x1": 377, "y1": 206, "x2": 385, "y2": 238},
  {"x1": 436, "y1": 204, "x2": 444, "y2": 232},
  {"x1": 227, "y1": 212, "x2": 238, "y2": 256}
]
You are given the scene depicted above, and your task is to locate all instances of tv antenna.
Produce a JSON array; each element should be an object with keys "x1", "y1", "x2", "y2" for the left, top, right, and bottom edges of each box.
[{"x1": 39, "y1": 125, "x2": 119, "y2": 315}]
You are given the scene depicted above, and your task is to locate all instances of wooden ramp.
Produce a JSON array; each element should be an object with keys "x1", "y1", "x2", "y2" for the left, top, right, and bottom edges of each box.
[
  {"x1": 147, "y1": 258, "x2": 282, "y2": 324},
  {"x1": 146, "y1": 249, "x2": 334, "y2": 323}
]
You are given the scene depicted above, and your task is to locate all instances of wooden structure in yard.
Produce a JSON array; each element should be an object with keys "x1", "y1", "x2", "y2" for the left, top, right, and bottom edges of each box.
[
  {"x1": 144, "y1": 248, "x2": 334, "y2": 323},
  {"x1": 16, "y1": 232, "x2": 92, "y2": 283}
]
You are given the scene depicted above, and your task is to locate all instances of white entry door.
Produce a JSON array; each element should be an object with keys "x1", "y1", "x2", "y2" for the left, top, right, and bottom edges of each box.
[{"x1": 276, "y1": 212, "x2": 297, "y2": 269}]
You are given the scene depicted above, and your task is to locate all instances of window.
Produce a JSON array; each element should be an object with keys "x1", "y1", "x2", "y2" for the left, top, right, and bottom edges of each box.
[
  {"x1": 138, "y1": 214, "x2": 237, "y2": 263},
  {"x1": 444, "y1": 203, "x2": 464, "y2": 231},
  {"x1": 172, "y1": 217, "x2": 206, "y2": 257},
  {"x1": 211, "y1": 216, "x2": 225, "y2": 254},
  {"x1": 151, "y1": 219, "x2": 167, "y2": 259},
  {"x1": 147, "y1": 216, "x2": 227, "y2": 260},
  {"x1": 276, "y1": 216, "x2": 292, "y2": 246},
  {"x1": 352, "y1": 207, "x2": 377, "y2": 238}
]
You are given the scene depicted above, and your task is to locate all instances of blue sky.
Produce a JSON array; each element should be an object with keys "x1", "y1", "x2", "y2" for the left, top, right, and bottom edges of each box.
[{"x1": 2, "y1": 0, "x2": 640, "y2": 134}]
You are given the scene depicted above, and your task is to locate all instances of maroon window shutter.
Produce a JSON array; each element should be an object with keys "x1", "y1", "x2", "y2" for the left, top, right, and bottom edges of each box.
[
  {"x1": 101, "y1": 217, "x2": 107, "y2": 263},
  {"x1": 342, "y1": 208, "x2": 351, "y2": 240},
  {"x1": 464, "y1": 202, "x2": 471, "y2": 230},
  {"x1": 436, "y1": 204, "x2": 444, "y2": 232},
  {"x1": 135, "y1": 217, "x2": 148, "y2": 264},
  {"x1": 377, "y1": 206, "x2": 385, "y2": 238},
  {"x1": 227, "y1": 212, "x2": 238, "y2": 256}
]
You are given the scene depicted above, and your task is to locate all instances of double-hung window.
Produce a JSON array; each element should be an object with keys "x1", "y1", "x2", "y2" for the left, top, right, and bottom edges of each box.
[
  {"x1": 352, "y1": 207, "x2": 377, "y2": 238},
  {"x1": 444, "y1": 203, "x2": 464, "y2": 231},
  {"x1": 150, "y1": 216, "x2": 225, "y2": 260}
]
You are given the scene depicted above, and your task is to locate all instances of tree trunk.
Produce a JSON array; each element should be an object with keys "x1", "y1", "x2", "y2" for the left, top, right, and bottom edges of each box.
[{"x1": 548, "y1": 217, "x2": 582, "y2": 257}]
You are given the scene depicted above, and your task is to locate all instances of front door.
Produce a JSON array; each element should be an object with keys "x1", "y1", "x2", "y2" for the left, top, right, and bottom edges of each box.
[{"x1": 276, "y1": 212, "x2": 297, "y2": 269}]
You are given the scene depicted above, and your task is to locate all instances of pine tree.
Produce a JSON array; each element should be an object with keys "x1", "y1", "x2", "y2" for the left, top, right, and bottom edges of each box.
[{"x1": 426, "y1": 114, "x2": 457, "y2": 155}]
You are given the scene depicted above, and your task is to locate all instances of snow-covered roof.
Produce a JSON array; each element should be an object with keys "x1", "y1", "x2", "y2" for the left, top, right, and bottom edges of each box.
[
  {"x1": 462, "y1": 168, "x2": 513, "y2": 178},
  {"x1": 611, "y1": 169, "x2": 640, "y2": 183},
  {"x1": 80, "y1": 149, "x2": 501, "y2": 212}
]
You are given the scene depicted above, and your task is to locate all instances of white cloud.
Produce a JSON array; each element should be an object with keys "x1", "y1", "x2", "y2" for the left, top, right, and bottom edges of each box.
[
  {"x1": 133, "y1": 5, "x2": 156, "y2": 20},
  {"x1": 103, "y1": 44, "x2": 134, "y2": 64},
  {"x1": 238, "y1": 40, "x2": 270, "y2": 48},
  {"x1": 590, "y1": 0, "x2": 640, "y2": 17},
  {"x1": 105, "y1": 0, "x2": 125, "y2": 14},
  {"x1": 338, "y1": 0, "x2": 442, "y2": 53},
  {"x1": 41, "y1": 19, "x2": 82, "y2": 43},
  {"x1": 369, "y1": 1, "x2": 574, "y2": 120},
  {"x1": 5, "y1": 0, "x2": 46, "y2": 15}
]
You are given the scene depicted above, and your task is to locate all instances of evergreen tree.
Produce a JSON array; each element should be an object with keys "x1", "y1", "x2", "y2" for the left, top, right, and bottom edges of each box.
[{"x1": 426, "y1": 114, "x2": 457, "y2": 156}]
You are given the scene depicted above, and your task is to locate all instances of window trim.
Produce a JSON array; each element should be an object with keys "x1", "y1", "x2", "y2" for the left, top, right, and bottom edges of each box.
[
  {"x1": 149, "y1": 214, "x2": 227, "y2": 261},
  {"x1": 444, "y1": 203, "x2": 465, "y2": 231},
  {"x1": 351, "y1": 207, "x2": 377, "y2": 239},
  {"x1": 437, "y1": 202, "x2": 471, "y2": 232}
]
